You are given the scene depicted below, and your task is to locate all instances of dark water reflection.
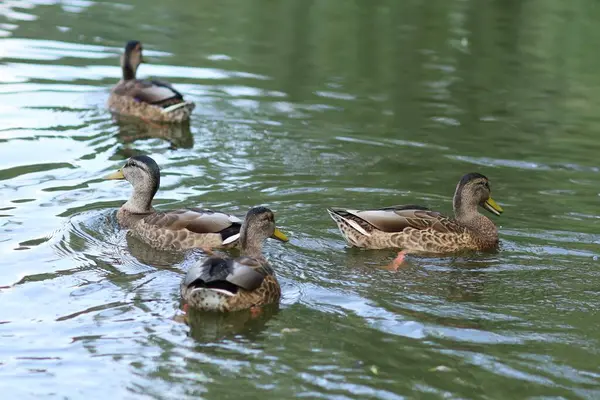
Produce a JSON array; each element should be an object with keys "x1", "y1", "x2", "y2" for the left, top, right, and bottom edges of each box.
[
  {"x1": 1, "y1": 0, "x2": 600, "y2": 398},
  {"x1": 113, "y1": 116, "x2": 195, "y2": 150},
  {"x1": 184, "y1": 305, "x2": 280, "y2": 342}
]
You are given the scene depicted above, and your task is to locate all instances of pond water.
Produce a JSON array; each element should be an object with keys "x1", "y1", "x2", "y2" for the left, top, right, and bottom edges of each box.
[{"x1": 1, "y1": 0, "x2": 600, "y2": 398}]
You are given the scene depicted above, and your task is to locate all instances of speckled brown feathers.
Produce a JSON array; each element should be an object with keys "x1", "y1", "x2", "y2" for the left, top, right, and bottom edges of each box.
[
  {"x1": 183, "y1": 262, "x2": 281, "y2": 312},
  {"x1": 130, "y1": 209, "x2": 242, "y2": 251},
  {"x1": 181, "y1": 207, "x2": 288, "y2": 312},
  {"x1": 328, "y1": 173, "x2": 504, "y2": 254},
  {"x1": 223, "y1": 274, "x2": 280, "y2": 312},
  {"x1": 105, "y1": 155, "x2": 242, "y2": 251},
  {"x1": 108, "y1": 93, "x2": 194, "y2": 123},
  {"x1": 108, "y1": 40, "x2": 195, "y2": 123}
]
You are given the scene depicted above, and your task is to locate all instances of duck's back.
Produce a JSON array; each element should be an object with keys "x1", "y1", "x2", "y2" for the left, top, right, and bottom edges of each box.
[
  {"x1": 126, "y1": 208, "x2": 242, "y2": 251},
  {"x1": 108, "y1": 79, "x2": 195, "y2": 122}
]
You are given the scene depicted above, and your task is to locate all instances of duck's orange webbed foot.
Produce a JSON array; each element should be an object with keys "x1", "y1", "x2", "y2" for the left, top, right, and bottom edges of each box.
[
  {"x1": 172, "y1": 303, "x2": 190, "y2": 323},
  {"x1": 385, "y1": 250, "x2": 408, "y2": 271},
  {"x1": 249, "y1": 306, "x2": 262, "y2": 318}
]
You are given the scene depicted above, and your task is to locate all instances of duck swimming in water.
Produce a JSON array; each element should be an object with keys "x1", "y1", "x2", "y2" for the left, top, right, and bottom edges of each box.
[{"x1": 108, "y1": 40, "x2": 195, "y2": 123}]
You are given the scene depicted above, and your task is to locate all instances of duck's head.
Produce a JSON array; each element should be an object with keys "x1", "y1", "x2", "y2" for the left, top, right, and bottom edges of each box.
[
  {"x1": 239, "y1": 206, "x2": 289, "y2": 251},
  {"x1": 104, "y1": 155, "x2": 160, "y2": 211},
  {"x1": 180, "y1": 207, "x2": 288, "y2": 312},
  {"x1": 453, "y1": 172, "x2": 503, "y2": 219},
  {"x1": 121, "y1": 40, "x2": 143, "y2": 80}
]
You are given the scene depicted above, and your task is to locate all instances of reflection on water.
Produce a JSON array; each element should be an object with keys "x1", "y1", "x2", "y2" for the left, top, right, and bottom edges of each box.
[
  {"x1": 125, "y1": 232, "x2": 188, "y2": 268},
  {"x1": 113, "y1": 115, "x2": 194, "y2": 150},
  {"x1": 1, "y1": 0, "x2": 600, "y2": 398},
  {"x1": 183, "y1": 304, "x2": 280, "y2": 342}
]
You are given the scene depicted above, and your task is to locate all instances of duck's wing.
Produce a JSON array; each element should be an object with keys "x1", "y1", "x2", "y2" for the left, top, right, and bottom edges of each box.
[
  {"x1": 182, "y1": 256, "x2": 267, "y2": 292},
  {"x1": 227, "y1": 257, "x2": 271, "y2": 290},
  {"x1": 328, "y1": 205, "x2": 463, "y2": 234},
  {"x1": 112, "y1": 78, "x2": 184, "y2": 106},
  {"x1": 142, "y1": 208, "x2": 242, "y2": 243},
  {"x1": 182, "y1": 257, "x2": 231, "y2": 289}
]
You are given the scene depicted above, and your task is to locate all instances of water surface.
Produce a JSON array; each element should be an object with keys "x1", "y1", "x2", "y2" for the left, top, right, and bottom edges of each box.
[{"x1": 1, "y1": 0, "x2": 600, "y2": 398}]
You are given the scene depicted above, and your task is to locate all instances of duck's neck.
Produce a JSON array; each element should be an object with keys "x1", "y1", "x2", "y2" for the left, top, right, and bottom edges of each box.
[
  {"x1": 122, "y1": 58, "x2": 136, "y2": 81},
  {"x1": 122, "y1": 186, "x2": 154, "y2": 214},
  {"x1": 454, "y1": 207, "x2": 498, "y2": 247},
  {"x1": 239, "y1": 230, "x2": 266, "y2": 263}
]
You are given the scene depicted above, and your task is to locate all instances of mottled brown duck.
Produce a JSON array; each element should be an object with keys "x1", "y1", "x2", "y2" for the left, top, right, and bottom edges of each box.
[
  {"x1": 327, "y1": 172, "x2": 503, "y2": 256},
  {"x1": 181, "y1": 206, "x2": 288, "y2": 312},
  {"x1": 108, "y1": 40, "x2": 195, "y2": 123},
  {"x1": 104, "y1": 155, "x2": 270, "y2": 251}
]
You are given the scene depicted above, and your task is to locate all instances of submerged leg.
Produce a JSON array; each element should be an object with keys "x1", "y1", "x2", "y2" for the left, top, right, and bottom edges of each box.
[
  {"x1": 384, "y1": 250, "x2": 408, "y2": 271},
  {"x1": 249, "y1": 305, "x2": 262, "y2": 318}
]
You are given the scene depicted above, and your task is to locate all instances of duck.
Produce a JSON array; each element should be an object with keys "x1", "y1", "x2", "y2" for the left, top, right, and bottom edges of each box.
[
  {"x1": 327, "y1": 172, "x2": 503, "y2": 259},
  {"x1": 108, "y1": 40, "x2": 195, "y2": 123},
  {"x1": 104, "y1": 155, "x2": 287, "y2": 251},
  {"x1": 181, "y1": 206, "x2": 288, "y2": 312}
]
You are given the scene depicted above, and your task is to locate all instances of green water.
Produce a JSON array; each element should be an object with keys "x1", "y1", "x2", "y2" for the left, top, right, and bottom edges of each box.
[{"x1": 1, "y1": 0, "x2": 600, "y2": 398}]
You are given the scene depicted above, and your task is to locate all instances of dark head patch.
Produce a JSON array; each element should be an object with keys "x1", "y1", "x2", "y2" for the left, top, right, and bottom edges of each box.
[
  {"x1": 129, "y1": 155, "x2": 159, "y2": 174},
  {"x1": 246, "y1": 206, "x2": 273, "y2": 218},
  {"x1": 458, "y1": 172, "x2": 488, "y2": 186},
  {"x1": 125, "y1": 40, "x2": 141, "y2": 53}
]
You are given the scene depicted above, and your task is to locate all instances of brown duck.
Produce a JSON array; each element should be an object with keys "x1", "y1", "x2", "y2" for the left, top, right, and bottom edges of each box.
[
  {"x1": 327, "y1": 172, "x2": 503, "y2": 256},
  {"x1": 104, "y1": 155, "x2": 286, "y2": 251},
  {"x1": 181, "y1": 207, "x2": 288, "y2": 312},
  {"x1": 108, "y1": 40, "x2": 195, "y2": 123}
]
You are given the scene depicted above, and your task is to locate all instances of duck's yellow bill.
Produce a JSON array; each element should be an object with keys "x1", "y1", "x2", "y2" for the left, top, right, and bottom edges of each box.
[
  {"x1": 484, "y1": 197, "x2": 503, "y2": 215},
  {"x1": 271, "y1": 228, "x2": 289, "y2": 242},
  {"x1": 104, "y1": 169, "x2": 125, "y2": 180}
]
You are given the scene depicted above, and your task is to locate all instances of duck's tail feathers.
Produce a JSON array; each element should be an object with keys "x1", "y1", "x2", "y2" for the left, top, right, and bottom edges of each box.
[
  {"x1": 327, "y1": 208, "x2": 371, "y2": 237},
  {"x1": 162, "y1": 101, "x2": 195, "y2": 114}
]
